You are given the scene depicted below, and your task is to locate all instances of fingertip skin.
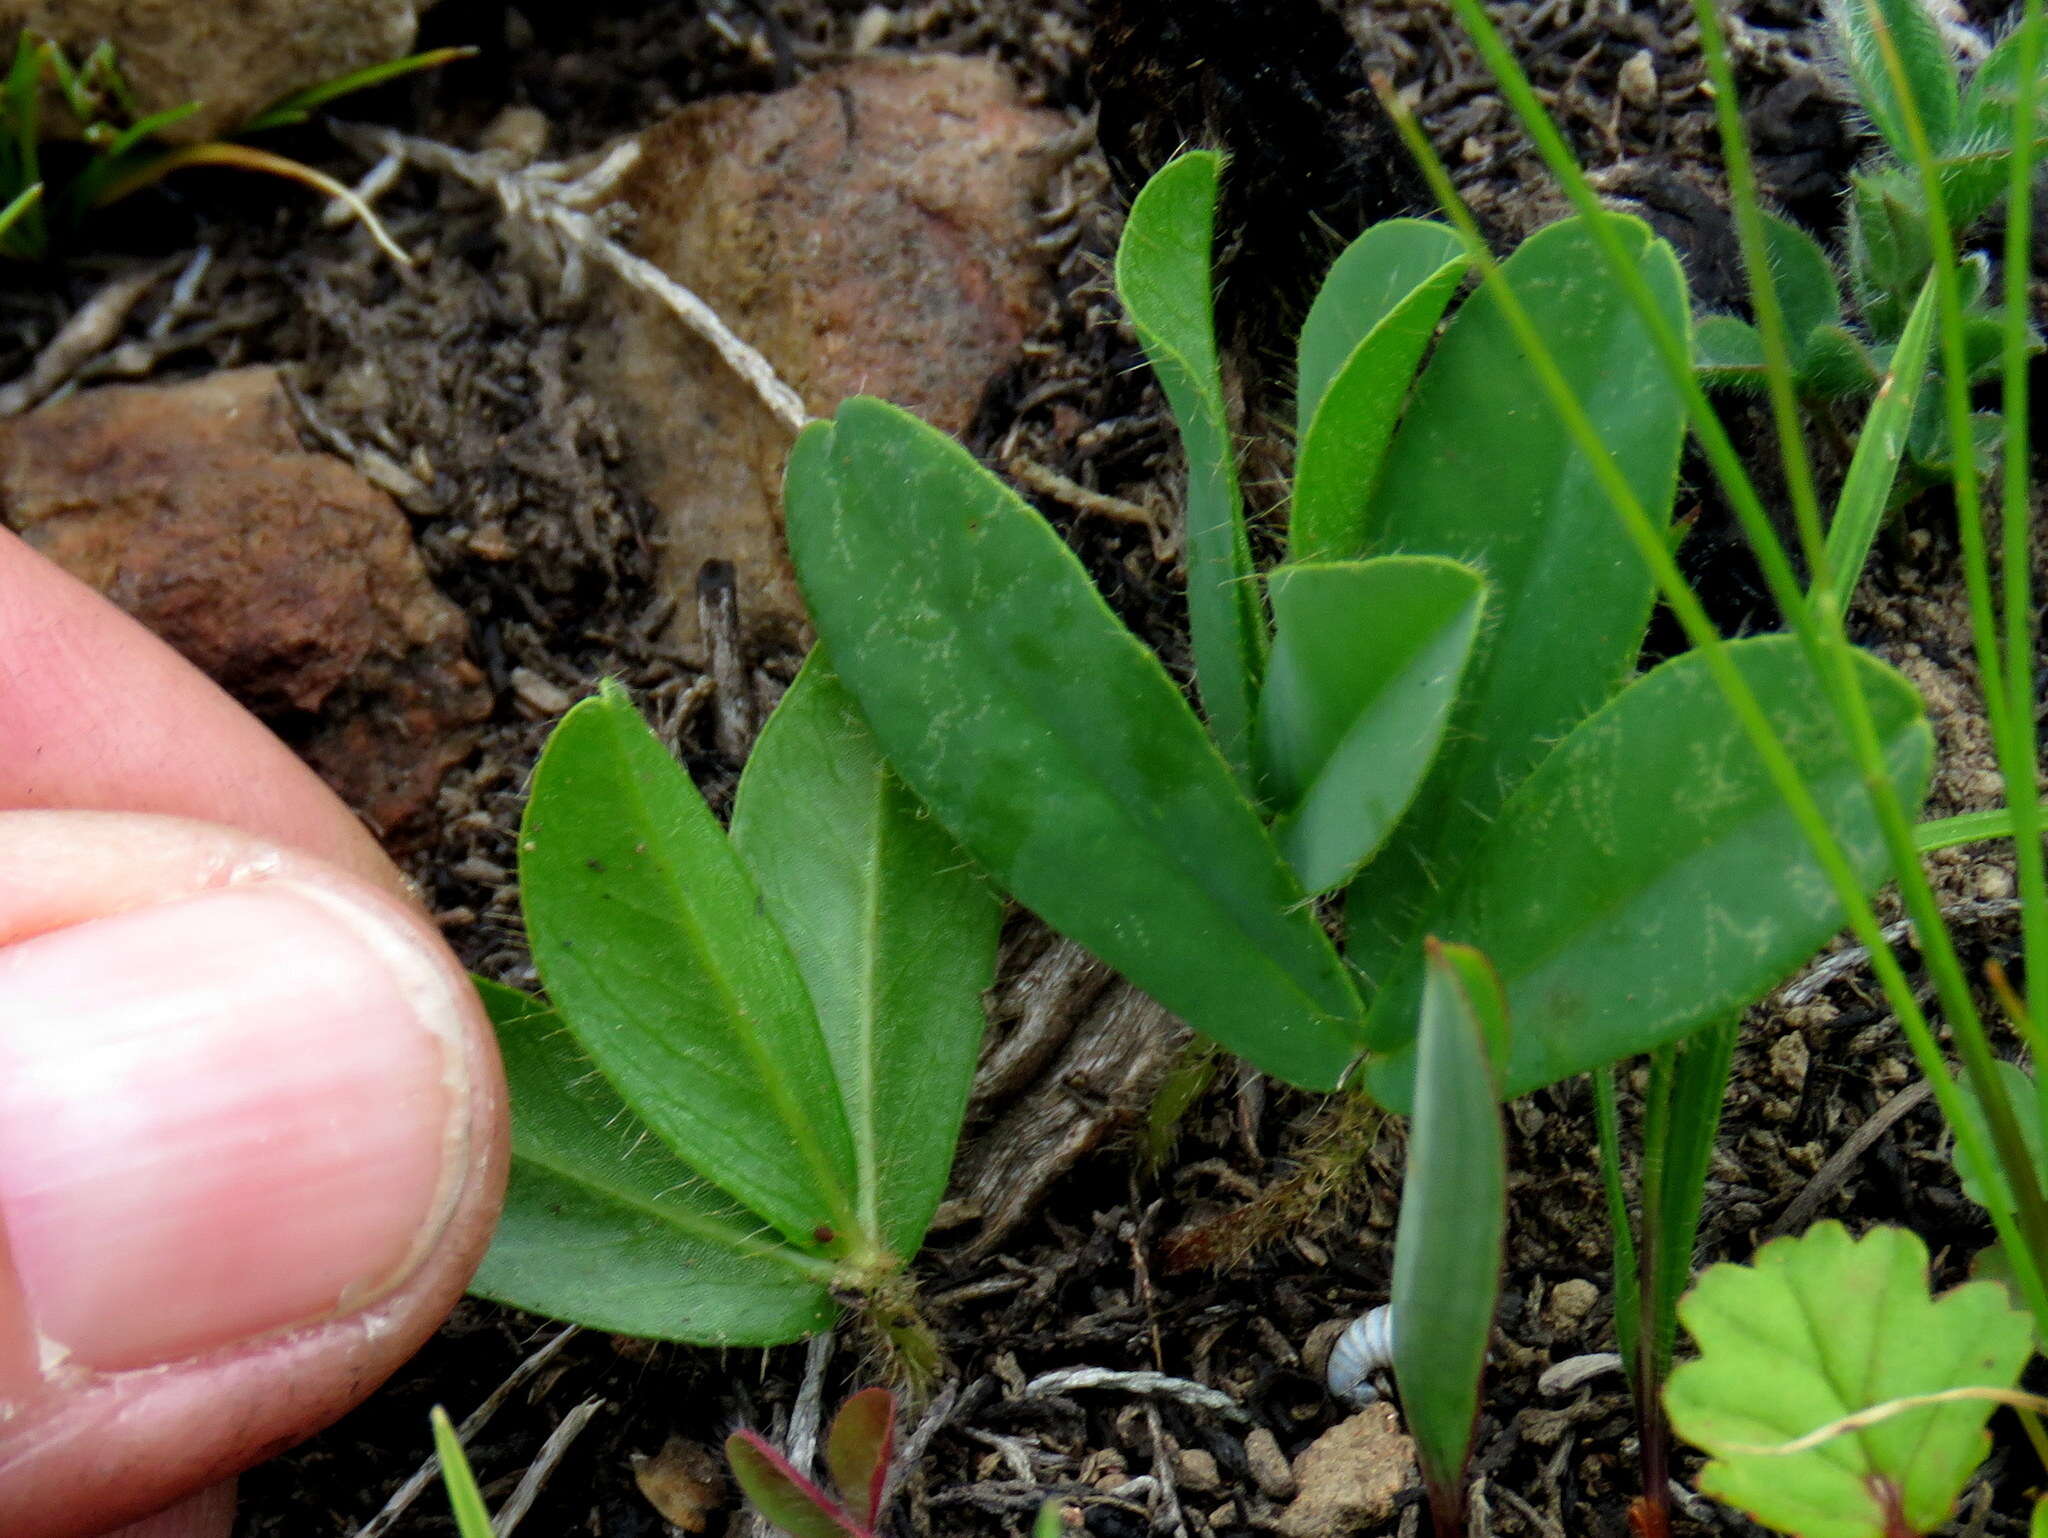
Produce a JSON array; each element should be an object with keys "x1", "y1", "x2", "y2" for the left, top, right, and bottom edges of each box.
[{"x1": 0, "y1": 816, "x2": 508, "y2": 1538}]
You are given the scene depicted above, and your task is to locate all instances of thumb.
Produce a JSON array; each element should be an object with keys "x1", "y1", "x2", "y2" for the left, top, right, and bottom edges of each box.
[{"x1": 0, "y1": 810, "x2": 507, "y2": 1538}]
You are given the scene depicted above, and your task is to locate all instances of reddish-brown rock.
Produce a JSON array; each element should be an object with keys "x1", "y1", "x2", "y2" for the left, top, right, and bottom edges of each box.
[
  {"x1": 592, "y1": 54, "x2": 1067, "y2": 653},
  {"x1": 0, "y1": 367, "x2": 489, "y2": 837}
]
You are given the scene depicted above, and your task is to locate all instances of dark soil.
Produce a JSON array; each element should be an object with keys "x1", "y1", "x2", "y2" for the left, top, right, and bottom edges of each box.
[{"x1": 5, "y1": 1, "x2": 2043, "y2": 1535}]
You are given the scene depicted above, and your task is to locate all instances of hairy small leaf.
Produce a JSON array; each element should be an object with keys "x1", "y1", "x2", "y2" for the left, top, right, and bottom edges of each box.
[{"x1": 520, "y1": 684, "x2": 856, "y2": 1246}]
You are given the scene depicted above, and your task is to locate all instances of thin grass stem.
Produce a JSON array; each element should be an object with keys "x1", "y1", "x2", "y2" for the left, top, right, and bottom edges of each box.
[{"x1": 1996, "y1": 0, "x2": 2048, "y2": 1109}]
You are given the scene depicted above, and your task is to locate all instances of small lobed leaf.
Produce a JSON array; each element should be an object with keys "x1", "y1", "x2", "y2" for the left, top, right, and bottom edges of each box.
[
  {"x1": 1390, "y1": 941, "x2": 1509, "y2": 1528},
  {"x1": 1253, "y1": 557, "x2": 1485, "y2": 895},
  {"x1": 469, "y1": 980, "x2": 836, "y2": 1345},
  {"x1": 518, "y1": 684, "x2": 857, "y2": 1248},
  {"x1": 823, "y1": 1388, "x2": 896, "y2": 1530},
  {"x1": 1666, "y1": 1221, "x2": 2033, "y2": 1538},
  {"x1": 728, "y1": 1432, "x2": 865, "y2": 1538},
  {"x1": 787, "y1": 400, "x2": 1368, "y2": 1091},
  {"x1": 1114, "y1": 150, "x2": 1265, "y2": 776}
]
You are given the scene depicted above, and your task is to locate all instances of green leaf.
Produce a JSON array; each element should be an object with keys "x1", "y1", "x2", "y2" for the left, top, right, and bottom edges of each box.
[
  {"x1": 1823, "y1": 272, "x2": 1938, "y2": 607},
  {"x1": 519, "y1": 683, "x2": 857, "y2": 1246},
  {"x1": 240, "y1": 46, "x2": 476, "y2": 132},
  {"x1": 1666, "y1": 1221, "x2": 2032, "y2": 1538},
  {"x1": 1296, "y1": 220, "x2": 1467, "y2": 434},
  {"x1": 789, "y1": 402, "x2": 1368, "y2": 1090},
  {"x1": 823, "y1": 1388, "x2": 895, "y2": 1529},
  {"x1": 1291, "y1": 223, "x2": 1468, "y2": 562},
  {"x1": 1951, "y1": 1058, "x2": 2048, "y2": 1221},
  {"x1": 1800, "y1": 325, "x2": 1886, "y2": 399},
  {"x1": 1344, "y1": 215, "x2": 1688, "y2": 991},
  {"x1": 1114, "y1": 151, "x2": 1264, "y2": 776},
  {"x1": 432, "y1": 1407, "x2": 498, "y2": 1538},
  {"x1": 469, "y1": 980, "x2": 836, "y2": 1345},
  {"x1": 1848, "y1": 172, "x2": 1935, "y2": 326},
  {"x1": 728, "y1": 1431, "x2": 864, "y2": 1538},
  {"x1": 731, "y1": 654, "x2": 999, "y2": 1256},
  {"x1": 1390, "y1": 941, "x2": 1508, "y2": 1526},
  {"x1": 1831, "y1": 0, "x2": 1962, "y2": 158},
  {"x1": 1694, "y1": 313, "x2": 1768, "y2": 389},
  {"x1": 1761, "y1": 212, "x2": 1846, "y2": 350},
  {"x1": 1362, "y1": 636, "x2": 1934, "y2": 1109},
  {"x1": 1253, "y1": 557, "x2": 1485, "y2": 895}
]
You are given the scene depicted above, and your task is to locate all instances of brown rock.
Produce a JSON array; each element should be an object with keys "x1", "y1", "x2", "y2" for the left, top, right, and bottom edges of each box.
[
  {"x1": 1275, "y1": 1404, "x2": 1416, "y2": 1538},
  {"x1": 631, "y1": 1435, "x2": 726, "y2": 1533},
  {"x1": 2, "y1": 0, "x2": 419, "y2": 143},
  {"x1": 0, "y1": 367, "x2": 489, "y2": 836},
  {"x1": 592, "y1": 55, "x2": 1066, "y2": 654}
]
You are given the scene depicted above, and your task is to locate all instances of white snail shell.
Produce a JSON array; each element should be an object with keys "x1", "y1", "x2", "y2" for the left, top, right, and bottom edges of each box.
[{"x1": 1326, "y1": 1305, "x2": 1395, "y2": 1406}]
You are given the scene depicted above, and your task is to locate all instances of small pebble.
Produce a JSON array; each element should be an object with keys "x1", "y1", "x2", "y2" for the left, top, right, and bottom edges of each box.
[
  {"x1": 1174, "y1": 1448, "x2": 1222, "y2": 1495},
  {"x1": 1618, "y1": 48, "x2": 1659, "y2": 108},
  {"x1": 1770, "y1": 1032, "x2": 1810, "y2": 1090},
  {"x1": 1544, "y1": 1277, "x2": 1600, "y2": 1335},
  {"x1": 1244, "y1": 1428, "x2": 1298, "y2": 1501}
]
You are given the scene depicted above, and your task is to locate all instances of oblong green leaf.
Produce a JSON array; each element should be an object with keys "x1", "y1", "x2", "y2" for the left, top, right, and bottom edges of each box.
[
  {"x1": 1667, "y1": 1222, "x2": 2032, "y2": 1538},
  {"x1": 1297, "y1": 219, "x2": 1468, "y2": 439},
  {"x1": 730, "y1": 654, "x2": 1000, "y2": 1256},
  {"x1": 1344, "y1": 215, "x2": 1689, "y2": 990},
  {"x1": 1253, "y1": 557, "x2": 1485, "y2": 895},
  {"x1": 1291, "y1": 236, "x2": 1470, "y2": 563},
  {"x1": 470, "y1": 980, "x2": 835, "y2": 1345},
  {"x1": 1114, "y1": 151, "x2": 1264, "y2": 776},
  {"x1": 519, "y1": 684, "x2": 856, "y2": 1245},
  {"x1": 1362, "y1": 636, "x2": 1934, "y2": 1109},
  {"x1": 1762, "y1": 212, "x2": 1845, "y2": 349},
  {"x1": 788, "y1": 401, "x2": 1367, "y2": 1090},
  {"x1": 1831, "y1": 0, "x2": 1962, "y2": 157},
  {"x1": 432, "y1": 1407, "x2": 497, "y2": 1538},
  {"x1": 1390, "y1": 942, "x2": 1508, "y2": 1526},
  {"x1": 1694, "y1": 313, "x2": 1767, "y2": 389}
]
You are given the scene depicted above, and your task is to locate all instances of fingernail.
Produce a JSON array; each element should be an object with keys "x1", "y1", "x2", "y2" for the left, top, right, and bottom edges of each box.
[{"x1": 0, "y1": 881, "x2": 469, "y2": 1374}]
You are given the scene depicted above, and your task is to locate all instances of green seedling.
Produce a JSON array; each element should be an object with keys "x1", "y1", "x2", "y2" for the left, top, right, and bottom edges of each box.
[
  {"x1": 787, "y1": 155, "x2": 1932, "y2": 1120},
  {"x1": 0, "y1": 32, "x2": 467, "y2": 263},
  {"x1": 470, "y1": 659, "x2": 998, "y2": 1372},
  {"x1": 430, "y1": 1406, "x2": 498, "y2": 1538},
  {"x1": 1387, "y1": 942, "x2": 1508, "y2": 1538},
  {"x1": 1665, "y1": 1222, "x2": 2034, "y2": 1538},
  {"x1": 1692, "y1": 0, "x2": 2047, "y2": 495},
  {"x1": 726, "y1": 1388, "x2": 895, "y2": 1538},
  {"x1": 1592, "y1": 1016, "x2": 1738, "y2": 1538}
]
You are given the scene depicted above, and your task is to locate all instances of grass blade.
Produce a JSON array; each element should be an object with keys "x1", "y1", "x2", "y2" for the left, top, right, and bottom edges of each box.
[
  {"x1": 431, "y1": 1407, "x2": 498, "y2": 1538},
  {"x1": 1821, "y1": 271, "x2": 1939, "y2": 608}
]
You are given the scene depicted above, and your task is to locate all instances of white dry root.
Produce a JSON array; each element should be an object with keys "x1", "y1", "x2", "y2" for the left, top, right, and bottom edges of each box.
[{"x1": 337, "y1": 122, "x2": 811, "y2": 437}]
